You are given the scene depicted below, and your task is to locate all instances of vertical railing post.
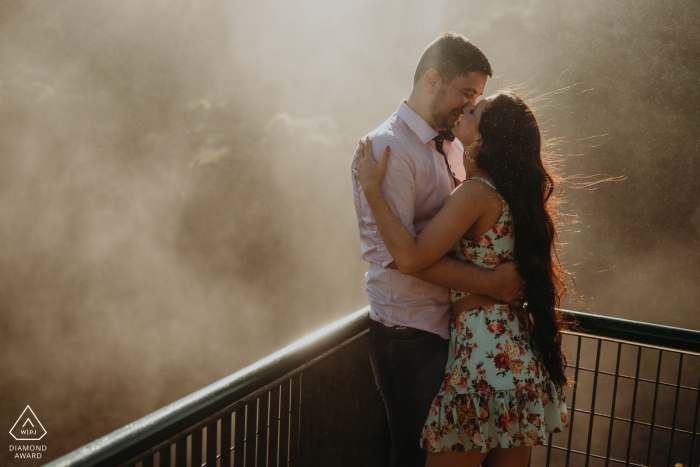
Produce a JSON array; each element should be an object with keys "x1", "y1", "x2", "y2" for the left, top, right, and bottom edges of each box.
[
  {"x1": 298, "y1": 368, "x2": 314, "y2": 467},
  {"x1": 279, "y1": 381, "x2": 290, "y2": 466},
  {"x1": 644, "y1": 350, "x2": 664, "y2": 466},
  {"x1": 667, "y1": 354, "x2": 684, "y2": 464},
  {"x1": 221, "y1": 413, "x2": 232, "y2": 467},
  {"x1": 604, "y1": 343, "x2": 622, "y2": 467},
  {"x1": 268, "y1": 385, "x2": 280, "y2": 467},
  {"x1": 192, "y1": 429, "x2": 203, "y2": 467},
  {"x1": 160, "y1": 445, "x2": 172, "y2": 467},
  {"x1": 205, "y1": 421, "x2": 217, "y2": 467},
  {"x1": 288, "y1": 374, "x2": 301, "y2": 466},
  {"x1": 175, "y1": 437, "x2": 187, "y2": 467},
  {"x1": 256, "y1": 392, "x2": 269, "y2": 467},
  {"x1": 584, "y1": 340, "x2": 602, "y2": 466},
  {"x1": 625, "y1": 346, "x2": 643, "y2": 466},
  {"x1": 688, "y1": 372, "x2": 700, "y2": 466},
  {"x1": 245, "y1": 402, "x2": 256, "y2": 467},
  {"x1": 565, "y1": 336, "x2": 582, "y2": 466},
  {"x1": 545, "y1": 432, "x2": 553, "y2": 466},
  {"x1": 234, "y1": 408, "x2": 245, "y2": 467}
]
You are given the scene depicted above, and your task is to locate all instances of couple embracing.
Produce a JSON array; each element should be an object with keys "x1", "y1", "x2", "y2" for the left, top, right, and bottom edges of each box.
[{"x1": 351, "y1": 33, "x2": 571, "y2": 467}]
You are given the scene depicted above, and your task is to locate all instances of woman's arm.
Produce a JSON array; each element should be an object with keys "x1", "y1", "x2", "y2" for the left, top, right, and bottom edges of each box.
[
  {"x1": 386, "y1": 255, "x2": 524, "y2": 307},
  {"x1": 354, "y1": 137, "x2": 488, "y2": 275},
  {"x1": 412, "y1": 258, "x2": 525, "y2": 308}
]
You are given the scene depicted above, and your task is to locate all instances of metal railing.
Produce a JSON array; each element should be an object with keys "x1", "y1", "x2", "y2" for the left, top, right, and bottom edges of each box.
[{"x1": 44, "y1": 308, "x2": 700, "y2": 467}]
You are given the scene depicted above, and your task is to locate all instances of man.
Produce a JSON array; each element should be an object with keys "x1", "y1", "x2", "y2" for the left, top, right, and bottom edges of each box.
[{"x1": 350, "y1": 33, "x2": 524, "y2": 467}]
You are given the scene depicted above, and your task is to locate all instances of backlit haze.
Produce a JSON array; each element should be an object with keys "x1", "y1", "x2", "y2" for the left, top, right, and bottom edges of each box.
[{"x1": 1, "y1": 0, "x2": 698, "y2": 464}]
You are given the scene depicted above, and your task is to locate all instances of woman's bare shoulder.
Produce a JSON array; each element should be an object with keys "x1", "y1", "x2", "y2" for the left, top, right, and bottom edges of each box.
[
  {"x1": 451, "y1": 178, "x2": 497, "y2": 199},
  {"x1": 449, "y1": 178, "x2": 502, "y2": 211}
]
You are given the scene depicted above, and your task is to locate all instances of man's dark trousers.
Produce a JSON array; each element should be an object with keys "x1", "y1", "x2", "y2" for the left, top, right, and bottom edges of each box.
[{"x1": 368, "y1": 319, "x2": 449, "y2": 467}]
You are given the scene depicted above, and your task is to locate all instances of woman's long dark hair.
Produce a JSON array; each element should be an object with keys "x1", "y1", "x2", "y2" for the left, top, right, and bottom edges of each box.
[{"x1": 475, "y1": 91, "x2": 573, "y2": 387}]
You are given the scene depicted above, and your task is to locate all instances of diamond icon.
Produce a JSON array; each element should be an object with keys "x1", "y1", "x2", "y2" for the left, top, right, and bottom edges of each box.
[{"x1": 9, "y1": 406, "x2": 47, "y2": 441}]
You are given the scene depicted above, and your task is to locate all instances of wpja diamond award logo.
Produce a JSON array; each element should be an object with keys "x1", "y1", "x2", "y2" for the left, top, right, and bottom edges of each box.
[{"x1": 9, "y1": 406, "x2": 47, "y2": 459}]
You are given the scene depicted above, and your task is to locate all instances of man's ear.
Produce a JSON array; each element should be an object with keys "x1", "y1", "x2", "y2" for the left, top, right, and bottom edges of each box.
[{"x1": 423, "y1": 69, "x2": 442, "y2": 95}]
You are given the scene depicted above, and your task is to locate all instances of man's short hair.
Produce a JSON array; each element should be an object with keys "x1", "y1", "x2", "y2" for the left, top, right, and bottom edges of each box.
[{"x1": 413, "y1": 32, "x2": 493, "y2": 85}]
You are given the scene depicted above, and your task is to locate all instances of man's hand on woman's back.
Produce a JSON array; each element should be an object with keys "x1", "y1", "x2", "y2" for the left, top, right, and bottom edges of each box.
[{"x1": 490, "y1": 261, "x2": 526, "y2": 310}]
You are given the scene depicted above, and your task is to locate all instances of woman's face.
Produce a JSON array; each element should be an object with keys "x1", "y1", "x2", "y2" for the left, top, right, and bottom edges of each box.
[{"x1": 453, "y1": 98, "x2": 488, "y2": 148}]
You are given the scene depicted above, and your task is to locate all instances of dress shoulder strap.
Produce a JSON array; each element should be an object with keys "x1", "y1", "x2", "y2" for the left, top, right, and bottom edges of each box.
[
  {"x1": 468, "y1": 176, "x2": 506, "y2": 207},
  {"x1": 468, "y1": 176, "x2": 498, "y2": 192}
]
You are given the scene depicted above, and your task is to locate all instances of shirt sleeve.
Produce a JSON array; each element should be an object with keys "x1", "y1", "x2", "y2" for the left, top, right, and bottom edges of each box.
[{"x1": 352, "y1": 135, "x2": 416, "y2": 268}]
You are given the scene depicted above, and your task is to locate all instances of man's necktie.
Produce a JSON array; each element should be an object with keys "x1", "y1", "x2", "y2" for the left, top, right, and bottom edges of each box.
[
  {"x1": 433, "y1": 130, "x2": 457, "y2": 180},
  {"x1": 433, "y1": 130, "x2": 456, "y2": 156}
]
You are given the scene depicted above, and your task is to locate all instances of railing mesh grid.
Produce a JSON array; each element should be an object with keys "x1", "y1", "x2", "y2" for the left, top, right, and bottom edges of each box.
[
  {"x1": 528, "y1": 334, "x2": 700, "y2": 467},
  {"x1": 122, "y1": 330, "x2": 700, "y2": 467}
]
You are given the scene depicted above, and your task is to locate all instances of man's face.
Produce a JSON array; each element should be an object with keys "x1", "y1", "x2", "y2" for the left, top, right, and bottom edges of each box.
[{"x1": 429, "y1": 71, "x2": 488, "y2": 131}]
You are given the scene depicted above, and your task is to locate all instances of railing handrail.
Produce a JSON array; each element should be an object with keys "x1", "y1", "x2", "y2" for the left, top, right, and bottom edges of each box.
[
  {"x1": 44, "y1": 307, "x2": 372, "y2": 467},
  {"x1": 43, "y1": 308, "x2": 700, "y2": 467},
  {"x1": 567, "y1": 310, "x2": 700, "y2": 354}
]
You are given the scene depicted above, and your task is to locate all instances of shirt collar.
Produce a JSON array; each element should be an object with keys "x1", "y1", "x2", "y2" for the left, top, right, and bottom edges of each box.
[{"x1": 396, "y1": 100, "x2": 438, "y2": 145}]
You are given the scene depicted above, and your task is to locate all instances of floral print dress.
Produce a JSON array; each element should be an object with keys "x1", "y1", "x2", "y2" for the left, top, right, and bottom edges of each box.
[{"x1": 420, "y1": 177, "x2": 569, "y2": 453}]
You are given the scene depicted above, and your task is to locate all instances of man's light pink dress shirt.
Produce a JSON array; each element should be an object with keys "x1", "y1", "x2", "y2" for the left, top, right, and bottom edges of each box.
[{"x1": 351, "y1": 101, "x2": 465, "y2": 339}]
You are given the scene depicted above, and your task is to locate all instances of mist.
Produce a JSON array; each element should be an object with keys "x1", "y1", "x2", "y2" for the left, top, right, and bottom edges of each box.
[{"x1": 1, "y1": 0, "x2": 698, "y2": 465}]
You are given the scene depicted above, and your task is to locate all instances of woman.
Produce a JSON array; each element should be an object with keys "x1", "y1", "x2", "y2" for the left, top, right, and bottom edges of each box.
[{"x1": 354, "y1": 91, "x2": 570, "y2": 466}]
